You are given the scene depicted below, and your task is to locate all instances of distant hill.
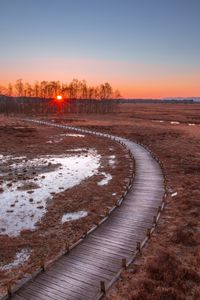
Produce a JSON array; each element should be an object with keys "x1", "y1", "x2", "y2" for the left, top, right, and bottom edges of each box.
[{"x1": 117, "y1": 98, "x2": 200, "y2": 104}]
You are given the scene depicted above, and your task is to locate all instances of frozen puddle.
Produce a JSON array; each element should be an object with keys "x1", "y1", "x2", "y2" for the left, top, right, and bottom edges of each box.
[
  {"x1": 0, "y1": 150, "x2": 100, "y2": 236},
  {"x1": 0, "y1": 249, "x2": 30, "y2": 271},
  {"x1": 98, "y1": 172, "x2": 112, "y2": 186},
  {"x1": 61, "y1": 211, "x2": 88, "y2": 223}
]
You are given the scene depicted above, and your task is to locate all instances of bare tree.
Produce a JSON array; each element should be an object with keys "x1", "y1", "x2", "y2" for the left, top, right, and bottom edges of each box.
[
  {"x1": 8, "y1": 83, "x2": 13, "y2": 96},
  {"x1": 1, "y1": 79, "x2": 122, "y2": 101},
  {"x1": 15, "y1": 79, "x2": 24, "y2": 97}
]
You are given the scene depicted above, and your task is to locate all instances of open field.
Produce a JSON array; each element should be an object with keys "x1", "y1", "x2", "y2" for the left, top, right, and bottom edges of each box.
[
  {"x1": 0, "y1": 102, "x2": 200, "y2": 299},
  {"x1": 46, "y1": 103, "x2": 200, "y2": 299},
  {"x1": 0, "y1": 116, "x2": 133, "y2": 295},
  {"x1": 117, "y1": 103, "x2": 200, "y2": 124}
]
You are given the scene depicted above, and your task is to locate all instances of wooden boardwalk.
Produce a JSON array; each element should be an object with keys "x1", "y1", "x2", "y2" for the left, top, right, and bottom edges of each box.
[{"x1": 12, "y1": 121, "x2": 164, "y2": 300}]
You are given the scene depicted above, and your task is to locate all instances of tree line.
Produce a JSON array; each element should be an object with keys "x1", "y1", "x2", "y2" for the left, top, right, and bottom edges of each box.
[{"x1": 0, "y1": 79, "x2": 122, "y2": 99}]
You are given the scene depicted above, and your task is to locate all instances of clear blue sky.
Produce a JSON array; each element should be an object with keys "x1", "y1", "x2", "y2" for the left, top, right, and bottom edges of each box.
[{"x1": 0, "y1": 0, "x2": 200, "y2": 97}]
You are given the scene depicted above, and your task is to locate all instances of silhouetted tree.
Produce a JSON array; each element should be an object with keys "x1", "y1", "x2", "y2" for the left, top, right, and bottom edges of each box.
[
  {"x1": 1, "y1": 79, "x2": 122, "y2": 101},
  {"x1": 15, "y1": 79, "x2": 24, "y2": 96}
]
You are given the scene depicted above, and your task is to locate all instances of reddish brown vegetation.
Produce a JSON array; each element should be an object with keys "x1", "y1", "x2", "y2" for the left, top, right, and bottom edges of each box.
[
  {"x1": 0, "y1": 117, "x2": 132, "y2": 294},
  {"x1": 1, "y1": 102, "x2": 199, "y2": 299}
]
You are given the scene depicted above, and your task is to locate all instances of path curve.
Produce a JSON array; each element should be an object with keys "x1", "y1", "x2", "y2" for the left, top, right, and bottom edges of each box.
[{"x1": 11, "y1": 120, "x2": 165, "y2": 300}]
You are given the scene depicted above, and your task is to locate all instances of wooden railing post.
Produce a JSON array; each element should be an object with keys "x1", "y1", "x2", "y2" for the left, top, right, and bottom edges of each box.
[
  {"x1": 122, "y1": 258, "x2": 127, "y2": 269},
  {"x1": 100, "y1": 281, "x2": 106, "y2": 294}
]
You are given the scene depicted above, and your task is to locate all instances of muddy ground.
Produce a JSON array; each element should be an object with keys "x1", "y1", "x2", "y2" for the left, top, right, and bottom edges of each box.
[
  {"x1": 0, "y1": 116, "x2": 133, "y2": 295},
  {"x1": 47, "y1": 103, "x2": 200, "y2": 300}
]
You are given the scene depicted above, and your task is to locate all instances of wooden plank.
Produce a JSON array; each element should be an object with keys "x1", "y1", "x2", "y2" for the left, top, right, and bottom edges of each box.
[
  {"x1": 20, "y1": 285, "x2": 61, "y2": 300},
  {"x1": 71, "y1": 245, "x2": 124, "y2": 263},
  {"x1": 96, "y1": 226, "x2": 144, "y2": 237},
  {"x1": 68, "y1": 253, "x2": 120, "y2": 272},
  {"x1": 32, "y1": 281, "x2": 94, "y2": 299},
  {"x1": 35, "y1": 274, "x2": 97, "y2": 298},
  {"x1": 70, "y1": 246, "x2": 121, "y2": 264},
  {"x1": 105, "y1": 218, "x2": 151, "y2": 230},
  {"x1": 18, "y1": 289, "x2": 51, "y2": 300},
  {"x1": 61, "y1": 255, "x2": 116, "y2": 277},
  {"x1": 91, "y1": 231, "x2": 138, "y2": 245},
  {"x1": 84, "y1": 239, "x2": 132, "y2": 256},
  {"x1": 33, "y1": 278, "x2": 95, "y2": 298},
  {"x1": 12, "y1": 295, "x2": 27, "y2": 300},
  {"x1": 34, "y1": 276, "x2": 96, "y2": 299},
  {"x1": 88, "y1": 235, "x2": 136, "y2": 251},
  {"x1": 39, "y1": 270, "x2": 100, "y2": 289},
  {"x1": 53, "y1": 260, "x2": 112, "y2": 282},
  {"x1": 78, "y1": 243, "x2": 130, "y2": 259}
]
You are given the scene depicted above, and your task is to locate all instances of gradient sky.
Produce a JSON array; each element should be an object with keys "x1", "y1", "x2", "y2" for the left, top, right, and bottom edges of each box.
[{"x1": 0, "y1": 0, "x2": 200, "y2": 98}]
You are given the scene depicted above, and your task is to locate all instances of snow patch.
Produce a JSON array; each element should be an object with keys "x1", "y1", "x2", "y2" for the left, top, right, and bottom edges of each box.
[
  {"x1": 170, "y1": 121, "x2": 180, "y2": 125},
  {"x1": 109, "y1": 155, "x2": 116, "y2": 166},
  {"x1": 0, "y1": 150, "x2": 100, "y2": 236},
  {"x1": 60, "y1": 133, "x2": 85, "y2": 138},
  {"x1": 0, "y1": 249, "x2": 30, "y2": 271},
  {"x1": 61, "y1": 211, "x2": 88, "y2": 223},
  {"x1": 98, "y1": 172, "x2": 112, "y2": 186},
  {"x1": 171, "y1": 192, "x2": 178, "y2": 197}
]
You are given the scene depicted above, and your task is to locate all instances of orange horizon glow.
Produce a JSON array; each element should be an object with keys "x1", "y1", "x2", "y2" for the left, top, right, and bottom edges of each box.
[
  {"x1": 1, "y1": 77, "x2": 200, "y2": 99},
  {"x1": 0, "y1": 57, "x2": 200, "y2": 99}
]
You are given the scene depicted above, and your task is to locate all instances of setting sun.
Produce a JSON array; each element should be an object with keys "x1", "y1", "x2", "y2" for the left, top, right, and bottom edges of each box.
[{"x1": 56, "y1": 95, "x2": 63, "y2": 101}]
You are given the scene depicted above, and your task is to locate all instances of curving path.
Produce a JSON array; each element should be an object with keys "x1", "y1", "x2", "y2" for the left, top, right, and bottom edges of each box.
[{"x1": 11, "y1": 120, "x2": 165, "y2": 300}]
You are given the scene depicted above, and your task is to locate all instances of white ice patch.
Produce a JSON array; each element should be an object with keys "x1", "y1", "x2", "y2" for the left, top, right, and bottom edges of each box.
[
  {"x1": 170, "y1": 121, "x2": 180, "y2": 125},
  {"x1": 0, "y1": 150, "x2": 100, "y2": 236},
  {"x1": 0, "y1": 249, "x2": 30, "y2": 271},
  {"x1": 98, "y1": 172, "x2": 112, "y2": 186},
  {"x1": 171, "y1": 192, "x2": 178, "y2": 197},
  {"x1": 66, "y1": 148, "x2": 88, "y2": 152},
  {"x1": 46, "y1": 133, "x2": 85, "y2": 144},
  {"x1": 61, "y1": 211, "x2": 88, "y2": 223},
  {"x1": 152, "y1": 120, "x2": 165, "y2": 123},
  {"x1": 109, "y1": 155, "x2": 116, "y2": 166},
  {"x1": 60, "y1": 133, "x2": 85, "y2": 138},
  {"x1": 188, "y1": 123, "x2": 195, "y2": 126},
  {"x1": 46, "y1": 138, "x2": 63, "y2": 143},
  {"x1": 0, "y1": 155, "x2": 26, "y2": 163},
  {"x1": 0, "y1": 156, "x2": 27, "y2": 175}
]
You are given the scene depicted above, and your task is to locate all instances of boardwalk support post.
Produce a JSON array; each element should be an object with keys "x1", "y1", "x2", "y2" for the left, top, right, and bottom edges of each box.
[
  {"x1": 122, "y1": 258, "x2": 127, "y2": 269},
  {"x1": 136, "y1": 242, "x2": 141, "y2": 252},
  {"x1": 100, "y1": 281, "x2": 106, "y2": 294},
  {"x1": 147, "y1": 228, "x2": 151, "y2": 238},
  {"x1": 7, "y1": 284, "x2": 12, "y2": 298}
]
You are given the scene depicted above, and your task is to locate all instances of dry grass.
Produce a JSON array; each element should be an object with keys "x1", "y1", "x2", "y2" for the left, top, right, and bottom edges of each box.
[{"x1": 1, "y1": 103, "x2": 199, "y2": 299}]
